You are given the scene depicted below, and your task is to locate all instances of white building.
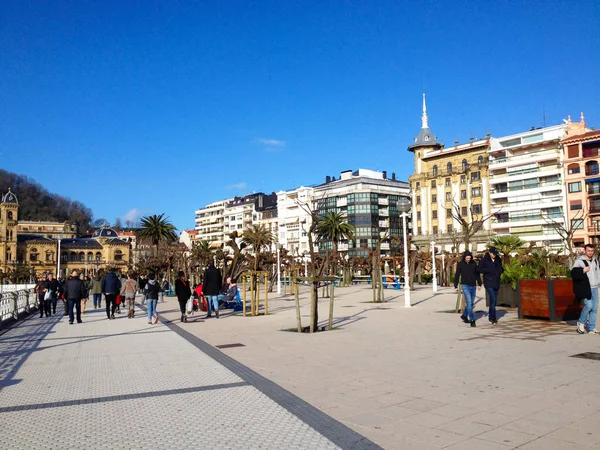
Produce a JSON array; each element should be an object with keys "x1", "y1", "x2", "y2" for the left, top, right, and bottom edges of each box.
[
  {"x1": 276, "y1": 186, "x2": 314, "y2": 255},
  {"x1": 488, "y1": 124, "x2": 568, "y2": 248},
  {"x1": 194, "y1": 199, "x2": 231, "y2": 248}
]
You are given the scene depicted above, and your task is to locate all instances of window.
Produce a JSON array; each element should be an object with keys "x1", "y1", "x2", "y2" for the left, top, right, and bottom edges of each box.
[
  {"x1": 571, "y1": 218, "x2": 584, "y2": 230},
  {"x1": 568, "y1": 145, "x2": 579, "y2": 158},
  {"x1": 447, "y1": 162, "x2": 452, "y2": 173},
  {"x1": 460, "y1": 175, "x2": 466, "y2": 184},
  {"x1": 478, "y1": 155, "x2": 484, "y2": 164},
  {"x1": 79, "y1": 252, "x2": 85, "y2": 261},
  {"x1": 447, "y1": 224, "x2": 453, "y2": 233},
  {"x1": 433, "y1": 226, "x2": 438, "y2": 235},
  {"x1": 568, "y1": 181, "x2": 582, "y2": 193},
  {"x1": 95, "y1": 252, "x2": 102, "y2": 262},
  {"x1": 416, "y1": 196, "x2": 421, "y2": 205},
  {"x1": 472, "y1": 204, "x2": 482, "y2": 214},
  {"x1": 87, "y1": 252, "x2": 93, "y2": 261},
  {"x1": 586, "y1": 161, "x2": 599, "y2": 176},
  {"x1": 445, "y1": 192, "x2": 451, "y2": 201},
  {"x1": 567, "y1": 163, "x2": 580, "y2": 175},
  {"x1": 462, "y1": 159, "x2": 468, "y2": 171},
  {"x1": 416, "y1": 212, "x2": 421, "y2": 221},
  {"x1": 432, "y1": 210, "x2": 438, "y2": 219},
  {"x1": 472, "y1": 187, "x2": 481, "y2": 197},
  {"x1": 570, "y1": 201, "x2": 583, "y2": 211},
  {"x1": 432, "y1": 194, "x2": 437, "y2": 203},
  {"x1": 30, "y1": 248, "x2": 38, "y2": 262},
  {"x1": 45, "y1": 251, "x2": 53, "y2": 262},
  {"x1": 114, "y1": 250, "x2": 123, "y2": 261},
  {"x1": 61, "y1": 253, "x2": 68, "y2": 263},
  {"x1": 471, "y1": 171, "x2": 480, "y2": 181},
  {"x1": 461, "y1": 207, "x2": 468, "y2": 216},
  {"x1": 461, "y1": 190, "x2": 467, "y2": 199},
  {"x1": 7, "y1": 212, "x2": 13, "y2": 220},
  {"x1": 431, "y1": 180, "x2": 436, "y2": 188},
  {"x1": 416, "y1": 182, "x2": 420, "y2": 190},
  {"x1": 445, "y1": 177, "x2": 451, "y2": 187},
  {"x1": 432, "y1": 165, "x2": 438, "y2": 176}
]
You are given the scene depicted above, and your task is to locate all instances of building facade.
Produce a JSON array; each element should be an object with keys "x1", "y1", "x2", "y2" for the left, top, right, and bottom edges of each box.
[
  {"x1": 408, "y1": 96, "x2": 492, "y2": 252},
  {"x1": 488, "y1": 123, "x2": 569, "y2": 248},
  {"x1": 17, "y1": 220, "x2": 77, "y2": 239},
  {"x1": 194, "y1": 199, "x2": 231, "y2": 248},
  {"x1": 313, "y1": 169, "x2": 410, "y2": 257},
  {"x1": 276, "y1": 186, "x2": 314, "y2": 255}
]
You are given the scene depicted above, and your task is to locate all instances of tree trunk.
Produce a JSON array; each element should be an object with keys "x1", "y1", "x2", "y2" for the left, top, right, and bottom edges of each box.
[
  {"x1": 295, "y1": 281, "x2": 302, "y2": 332},
  {"x1": 328, "y1": 281, "x2": 335, "y2": 330},
  {"x1": 310, "y1": 281, "x2": 319, "y2": 332}
]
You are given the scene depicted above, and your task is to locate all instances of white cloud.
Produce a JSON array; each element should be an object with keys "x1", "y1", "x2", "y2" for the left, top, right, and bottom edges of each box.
[
  {"x1": 226, "y1": 182, "x2": 247, "y2": 190},
  {"x1": 257, "y1": 138, "x2": 286, "y2": 148},
  {"x1": 122, "y1": 208, "x2": 144, "y2": 223}
]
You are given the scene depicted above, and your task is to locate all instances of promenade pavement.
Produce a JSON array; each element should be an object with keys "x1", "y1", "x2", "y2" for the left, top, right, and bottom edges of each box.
[
  {"x1": 156, "y1": 284, "x2": 600, "y2": 450},
  {"x1": 0, "y1": 299, "x2": 375, "y2": 449}
]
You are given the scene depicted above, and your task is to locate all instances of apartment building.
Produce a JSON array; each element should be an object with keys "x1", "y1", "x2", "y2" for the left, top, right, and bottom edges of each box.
[
  {"x1": 408, "y1": 95, "x2": 492, "y2": 252},
  {"x1": 488, "y1": 124, "x2": 568, "y2": 248},
  {"x1": 276, "y1": 186, "x2": 314, "y2": 255},
  {"x1": 194, "y1": 199, "x2": 231, "y2": 247},
  {"x1": 313, "y1": 169, "x2": 410, "y2": 257},
  {"x1": 561, "y1": 114, "x2": 599, "y2": 246}
]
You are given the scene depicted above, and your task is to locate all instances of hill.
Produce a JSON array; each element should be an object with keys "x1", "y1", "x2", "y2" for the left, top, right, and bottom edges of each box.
[{"x1": 0, "y1": 169, "x2": 93, "y2": 233}]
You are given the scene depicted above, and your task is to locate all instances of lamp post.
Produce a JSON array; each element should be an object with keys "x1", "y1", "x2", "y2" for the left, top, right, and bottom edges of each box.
[
  {"x1": 344, "y1": 253, "x2": 349, "y2": 287},
  {"x1": 441, "y1": 251, "x2": 445, "y2": 286},
  {"x1": 276, "y1": 243, "x2": 282, "y2": 295},
  {"x1": 431, "y1": 236, "x2": 438, "y2": 293},
  {"x1": 396, "y1": 198, "x2": 412, "y2": 308}
]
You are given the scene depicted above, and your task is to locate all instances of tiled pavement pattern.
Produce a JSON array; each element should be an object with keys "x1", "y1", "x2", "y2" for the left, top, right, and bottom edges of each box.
[{"x1": 0, "y1": 303, "x2": 375, "y2": 449}]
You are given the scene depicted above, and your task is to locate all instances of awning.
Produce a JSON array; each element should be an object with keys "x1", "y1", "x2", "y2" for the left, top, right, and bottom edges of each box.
[{"x1": 586, "y1": 178, "x2": 600, "y2": 183}]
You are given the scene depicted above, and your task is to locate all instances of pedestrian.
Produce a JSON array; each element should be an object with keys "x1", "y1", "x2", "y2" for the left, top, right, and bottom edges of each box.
[
  {"x1": 138, "y1": 275, "x2": 147, "y2": 294},
  {"x1": 37, "y1": 274, "x2": 50, "y2": 318},
  {"x1": 122, "y1": 273, "x2": 138, "y2": 318},
  {"x1": 161, "y1": 277, "x2": 170, "y2": 302},
  {"x1": 47, "y1": 273, "x2": 60, "y2": 315},
  {"x1": 144, "y1": 273, "x2": 160, "y2": 325},
  {"x1": 202, "y1": 262, "x2": 222, "y2": 319},
  {"x1": 101, "y1": 268, "x2": 122, "y2": 320},
  {"x1": 477, "y1": 247, "x2": 504, "y2": 325},
  {"x1": 79, "y1": 273, "x2": 89, "y2": 315},
  {"x1": 63, "y1": 269, "x2": 86, "y2": 324},
  {"x1": 174, "y1": 271, "x2": 191, "y2": 322},
  {"x1": 573, "y1": 244, "x2": 600, "y2": 334},
  {"x1": 454, "y1": 250, "x2": 481, "y2": 327},
  {"x1": 90, "y1": 272, "x2": 103, "y2": 309}
]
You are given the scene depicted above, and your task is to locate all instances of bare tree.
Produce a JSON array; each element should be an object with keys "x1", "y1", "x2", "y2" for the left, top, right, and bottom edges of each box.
[
  {"x1": 444, "y1": 199, "x2": 495, "y2": 251},
  {"x1": 543, "y1": 209, "x2": 587, "y2": 265}
]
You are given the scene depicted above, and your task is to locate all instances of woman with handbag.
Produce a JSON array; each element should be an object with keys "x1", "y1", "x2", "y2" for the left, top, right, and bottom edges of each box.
[{"x1": 174, "y1": 271, "x2": 192, "y2": 322}]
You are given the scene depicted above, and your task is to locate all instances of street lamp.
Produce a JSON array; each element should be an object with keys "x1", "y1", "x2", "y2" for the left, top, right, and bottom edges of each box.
[
  {"x1": 441, "y1": 250, "x2": 445, "y2": 286},
  {"x1": 431, "y1": 235, "x2": 438, "y2": 293},
  {"x1": 276, "y1": 243, "x2": 282, "y2": 295},
  {"x1": 344, "y1": 253, "x2": 349, "y2": 287},
  {"x1": 396, "y1": 198, "x2": 412, "y2": 308}
]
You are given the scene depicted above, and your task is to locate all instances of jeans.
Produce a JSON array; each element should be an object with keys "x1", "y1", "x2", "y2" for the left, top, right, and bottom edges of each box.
[
  {"x1": 206, "y1": 296, "x2": 219, "y2": 315},
  {"x1": 39, "y1": 294, "x2": 50, "y2": 317},
  {"x1": 105, "y1": 293, "x2": 117, "y2": 318},
  {"x1": 486, "y1": 287, "x2": 498, "y2": 322},
  {"x1": 147, "y1": 298, "x2": 158, "y2": 321},
  {"x1": 579, "y1": 287, "x2": 599, "y2": 331},
  {"x1": 461, "y1": 285, "x2": 476, "y2": 322},
  {"x1": 68, "y1": 299, "x2": 82, "y2": 323},
  {"x1": 93, "y1": 293, "x2": 102, "y2": 308}
]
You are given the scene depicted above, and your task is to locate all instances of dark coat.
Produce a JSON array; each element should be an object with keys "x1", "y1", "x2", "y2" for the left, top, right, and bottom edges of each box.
[
  {"x1": 477, "y1": 253, "x2": 504, "y2": 289},
  {"x1": 175, "y1": 279, "x2": 191, "y2": 301},
  {"x1": 101, "y1": 272, "x2": 122, "y2": 294},
  {"x1": 202, "y1": 266, "x2": 222, "y2": 296},
  {"x1": 47, "y1": 279, "x2": 60, "y2": 298},
  {"x1": 63, "y1": 276, "x2": 87, "y2": 301},
  {"x1": 454, "y1": 259, "x2": 481, "y2": 288},
  {"x1": 572, "y1": 266, "x2": 592, "y2": 300}
]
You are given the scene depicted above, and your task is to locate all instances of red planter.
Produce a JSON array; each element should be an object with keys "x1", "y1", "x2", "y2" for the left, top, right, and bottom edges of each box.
[{"x1": 517, "y1": 279, "x2": 581, "y2": 321}]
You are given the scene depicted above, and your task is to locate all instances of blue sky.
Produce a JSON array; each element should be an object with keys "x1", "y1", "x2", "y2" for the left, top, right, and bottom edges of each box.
[{"x1": 2, "y1": 1, "x2": 599, "y2": 230}]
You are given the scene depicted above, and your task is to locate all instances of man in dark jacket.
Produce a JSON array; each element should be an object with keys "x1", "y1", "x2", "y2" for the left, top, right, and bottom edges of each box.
[
  {"x1": 454, "y1": 250, "x2": 481, "y2": 327},
  {"x1": 37, "y1": 274, "x2": 50, "y2": 318},
  {"x1": 175, "y1": 271, "x2": 192, "y2": 322},
  {"x1": 101, "y1": 269, "x2": 122, "y2": 320},
  {"x1": 47, "y1": 273, "x2": 61, "y2": 315},
  {"x1": 572, "y1": 244, "x2": 600, "y2": 334},
  {"x1": 203, "y1": 262, "x2": 222, "y2": 318},
  {"x1": 63, "y1": 270, "x2": 87, "y2": 324},
  {"x1": 477, "y1": 247, "x2": 504, "y2": 325}
]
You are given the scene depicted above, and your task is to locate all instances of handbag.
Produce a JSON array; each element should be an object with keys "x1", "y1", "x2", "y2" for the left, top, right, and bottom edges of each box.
[
  {"x1": 44, "y1": 290, "x2": 52, "y2": 301},
  {"x1": 186, "y1": 297, "x2": 193, "y2": 314},
  {"x1": 200, "y1": 296, "x2": 208, "y2": 312},
  {"x1": 116, "y1": 295, "x2": 122, "y2": 305}
]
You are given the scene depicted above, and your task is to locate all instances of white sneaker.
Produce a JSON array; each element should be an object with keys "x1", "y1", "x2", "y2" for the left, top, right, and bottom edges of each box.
[
  {"x1": 577, "y1": 322, "x2": 586, "y2": 334},
  {"x1": 588, "y1": 329, "x2": 599, "y2": 335}
]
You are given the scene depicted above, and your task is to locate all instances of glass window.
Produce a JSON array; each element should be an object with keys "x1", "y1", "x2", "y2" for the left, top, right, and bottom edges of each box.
[
  {"x1": 445, "y1": 192, "x2": 451, "y2": 201},
  {"x1": 447, "y1": 224, "x2": 453, "y2": 233},
  {"x1": 432, "y1": 210, "x2": 438, "y2": 219},
  {"x1": 432, "y1": 165, "x2": 438, "y2": 176},
  {"x1": 447, "y1": 162, "x2": 452, "y2": 173},
  {"x1": 478, "y1": 155, "x2": 484, "y2": 164},
  {"x1": 416, "y1": 196, "x2": 421, "y2": 205},
  {"x1": 431, "y1": 180, "x2": 436, "y2": 188},
  {"x1": 432, "y1": 194, "x2": 437, "y2": 203},
  {"x1": 461, "y1": 190, "x2": 467, "y2": 199},
  {"x1": 567, "y1": 163, "x2": 580, "y2": 174},
  {"x1": 461, "y1": 207, "x2": 467, "y2": 216},
  {"x1": 568, "y1": 182, "x2": 582, "y2": 193},
  {"x1": 462, "y1": 159, "x2": 467, "y2": 171},
  {"x1": 471, "y1": 171, "x2": 480, "y2": 181},
  {"x1": 570, "y1": 201, "x2": 582, "y2": 211},
  {"x1": 571, "y1": 219, "x2": 584, "y2": 230},
  {"x1": 445, "y1": 177, "x2": 451, "y2": 187},
  {"x1": 472, "y1": 204, "x2": 482, "y2": 214},
  {"x1": 472, "y1": 187, "x2": 481, "y2": 197},
  {"x1": 460, "y1": 175, "x2": 466, "y2": 184}
]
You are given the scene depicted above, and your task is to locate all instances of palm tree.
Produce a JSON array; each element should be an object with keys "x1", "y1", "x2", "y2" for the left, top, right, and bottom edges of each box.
[
  {"x1": 490, "y1": 235, "x2": 525, "y2": 264},
  {"x1": 242, "y1": 225, "x2": 273, "y2": 270},
  {"x1": 137, "y1": 214, "x2": 178, "y2": 257},
  {"x1": 315, "y1": 211, "x2": 355, "y2": 259}
]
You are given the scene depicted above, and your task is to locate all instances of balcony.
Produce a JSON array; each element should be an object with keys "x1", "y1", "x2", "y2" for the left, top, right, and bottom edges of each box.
[
  {"x1": 379, "y1": 209, "x2": 389, "y2": 217},
  {"x1": 337, "y1": 198, "x2": 347, "y2": 207},
  {"x1": 378, "y1": 197, "x2": 389, "y2": 206},
  {"x1": 490, "y1": 180, "x2": 562, "y2": 194},
  {"x1": 379, "y1": 220, "x2": 389, "y2": 228},
  {"x1": 585, "y1": 168, "x2": 599, "y2": 177}
]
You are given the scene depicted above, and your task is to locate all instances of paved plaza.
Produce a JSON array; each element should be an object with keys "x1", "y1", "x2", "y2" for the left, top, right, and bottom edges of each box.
[{"x1": 2, "y1": 285, "x2": 600, "y2": 449}]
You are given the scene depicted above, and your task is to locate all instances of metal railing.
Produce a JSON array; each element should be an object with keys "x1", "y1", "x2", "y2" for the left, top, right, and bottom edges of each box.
[{"x1": 0, "y1": 288, "x2": 38, "y2": 326}]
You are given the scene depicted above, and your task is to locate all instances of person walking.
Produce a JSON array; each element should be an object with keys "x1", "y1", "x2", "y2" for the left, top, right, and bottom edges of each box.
[
  {"x1": 174, "y1": 271, "x2": 192, "y2": 322},
  {"x1": 63, "y1": 269, "x2": 86, "y2": 324},
  {"x1": 454, "y1": 250, "x2": 481, "y2": 327},
  {"x1": 144, "y1": 273, "x2": 160, "y2": 325},
  {"x1": 37, "y1": 274, "x2": 50, "y2": 318},
  {"x1": 122, "y1": 273, "x2": 138, "y2": 318},
  {"x1": 90, "y1": 273, "x2": 103, "y2": 309},
  {"x1": 79, "y1": 273, "x2": 90, "y2": 315},
  {"x1": 203, "y1": 262, "x2": 222, "y2": 319},
  {"x1": 477, "y1": 247, "x2": 504, "y2": 325},
  {"x1": 573, "y1": 244, "x2": 600, "y2": 334},
  {"x1": 161, "y1": 277, "x2": 170, "y2": 302},
  {"x1": 101, "y1": 268, "x2": 122, "y2": 320},
  {"x1": 47, "y1": 273, "x2": 61, "y2": 315}
]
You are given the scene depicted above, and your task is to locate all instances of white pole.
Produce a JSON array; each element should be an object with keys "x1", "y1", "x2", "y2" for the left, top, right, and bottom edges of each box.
[
  {"x1": 431, "y1": 239, "x2": 438, "y2": 293},
  {"x1": 277, "y1": 246, "x2": 281, "y2": 294},
  {"x1": 401, "y1": 212, "x2": 411, "y2": 308},
  {"x1": 57, "y1": 239, "x2": 61, "y2": 278}
]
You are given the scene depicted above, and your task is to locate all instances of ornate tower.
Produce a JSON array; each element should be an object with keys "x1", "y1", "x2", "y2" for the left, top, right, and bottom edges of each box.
[
  {"x1": 0, "y1": 189, "x2": 19, "y2": 274},
  {"x1": 408, "y1": 93, "x2": 443, "y2": 173}
]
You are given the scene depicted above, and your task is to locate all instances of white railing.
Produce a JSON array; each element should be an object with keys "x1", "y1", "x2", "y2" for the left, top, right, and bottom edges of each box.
[{"x1": 0, "y1": 288, "x2": 38, "y2": 325}]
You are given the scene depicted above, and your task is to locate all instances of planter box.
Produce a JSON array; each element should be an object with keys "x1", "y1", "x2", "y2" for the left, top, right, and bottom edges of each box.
[
  {"x1": 517, "y1": 279, "x2": 581, "y2": 322},
  {"x1": 485, "y1": 284, "x2": 518, "y2": 308}
]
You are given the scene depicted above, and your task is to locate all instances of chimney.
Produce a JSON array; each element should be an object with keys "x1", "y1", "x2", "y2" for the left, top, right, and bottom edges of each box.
[
  {"x1": 382, "y1": 171, "x2": 387, "y2": 179},
  {"x1": 332, "y1": 176, "x2": 336, "y2": 181},
  {"x1": 391, "y1": 172, "x2": 396, "y2": 181},
  {"x1": 325, "y1": 176, "x2": 331, "y2": 183}
]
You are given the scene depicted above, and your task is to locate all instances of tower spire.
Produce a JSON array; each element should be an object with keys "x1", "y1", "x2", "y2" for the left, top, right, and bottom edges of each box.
[{"x1": 421, "y1": 93, "x2": 428, "y2": 129}]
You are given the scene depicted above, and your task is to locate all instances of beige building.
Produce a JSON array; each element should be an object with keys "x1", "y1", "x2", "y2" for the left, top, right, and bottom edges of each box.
[
  {"x1": 407, "y1": 96, "x2": 492, "y2": 252},
  {"x1": 17, "y1": 220, "x2": 77, "y2": 239}
]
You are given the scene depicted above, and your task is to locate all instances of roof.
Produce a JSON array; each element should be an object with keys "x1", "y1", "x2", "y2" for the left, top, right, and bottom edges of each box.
[
  {"x1": 17, "y1": 234, "x2": 54, "y2": 244},
  {"x1": 1, "y1": 189, "x2": 18, "y2": 205},
  {"x1": 408, "y1": 94, "x2": 443, "y2": 152},
  {"x1": 562, "y1": 129, "x2": 600, "y2": 144},
  {"x1": 60, "y1": 238, "x2": 104, "y2": 249},
  {"x1": 92, "y1": 228, "x2": 119, "y2": 238}
]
